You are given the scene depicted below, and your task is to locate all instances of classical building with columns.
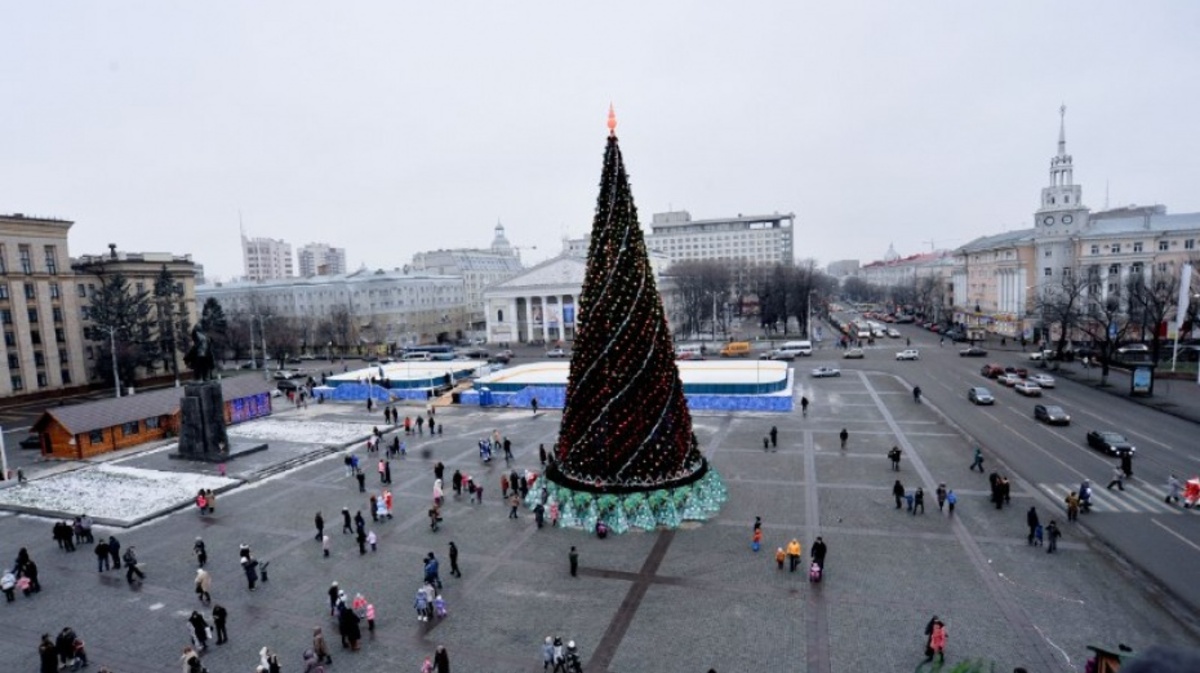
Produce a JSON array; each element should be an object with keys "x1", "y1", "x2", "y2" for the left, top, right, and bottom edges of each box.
[{"x1": 482, "y1": 251, "x2": 673, "y2": 346}]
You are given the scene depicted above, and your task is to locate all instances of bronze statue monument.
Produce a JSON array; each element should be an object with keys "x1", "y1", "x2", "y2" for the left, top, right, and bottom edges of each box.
[{"x1": 184, "y1": 326, "x2": 216, "y2": 381}]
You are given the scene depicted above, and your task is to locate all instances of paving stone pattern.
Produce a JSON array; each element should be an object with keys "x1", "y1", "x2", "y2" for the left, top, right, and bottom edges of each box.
[{"x1": 0, "y1": 372, "x2": 1195, "y2": 672}]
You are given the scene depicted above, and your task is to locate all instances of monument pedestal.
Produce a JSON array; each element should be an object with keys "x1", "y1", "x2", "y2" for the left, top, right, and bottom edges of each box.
[{"x1": 170, "y1": 380, "x2": 267, "y2": 463}]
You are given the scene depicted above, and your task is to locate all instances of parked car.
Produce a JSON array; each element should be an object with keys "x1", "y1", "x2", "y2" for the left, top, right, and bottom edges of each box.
[
  {"x1": 276, "y1": 379, "x2": 301, "y2": 394},
  {"x1": 546, "y1": 348, "x2": 569, "y2": 358},
  {"x1": 959, "y1": 347, "x2": 988, "y2": 357},
  {"x1": 980, "y1": 363, "x2": 1005, "y2": 378},
  {"x1": 18, "y1": 433, "x2": 43, "y2": 450},
  {"x1": 1086, "y1": 430, "x2": 1136, "y2": 456},
  {"x1": 811, "y1": 366, "x2": 841, "y2": 378},
  {"x1": 1014, "y1": 381, "x2": 1043, "y2": 396},
  {"x1": 1003, "y1": 366, "x2": 1029, "y2": 378},
  {"x1": 1028, "y1": 373, "x2": 1056, "y2": 388},
  {"x1": 967, "y1": 387, "x2": 995, "y2": 405},
  {"x1": 1034, "y1": 404, "x2": 1070, "y2": 425},
  {"x1": 895, "y1": 349, "x2": 920, "y2": 361},
  {"x1": 843, "y1": 348, "x2": 865, "y2": 359}
]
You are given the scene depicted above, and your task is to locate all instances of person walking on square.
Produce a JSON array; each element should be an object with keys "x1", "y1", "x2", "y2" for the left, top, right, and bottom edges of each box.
[
  {"x1": 888, "y1": 446, "x2": 902, "y2": 471},
  {"x1": 417, "y1": 415, "x2": 425, "y2": 435},
  {"x1": 801, "y1": 396, "x2": 809, "y2": 416},
  {"x1": 241, "y1": 555, "x2": 259, "y2": 591},
  {"x1": 509, "y1": 492, "x2": 521, "y2": 519},
  {"x1": 811, "y1": 536, "x2": 827, "y2": 571},
  {"x1": 892, "y1": 480, "x2": 905, "y2": 509},
  {"x1": 342, "y1": 507, "x2": 352, "y2": 534},
  {"x1": 946, "y1": 489, "x2": 957, "y2": 515},
  {"x1": 93, "y1": 539, "x2": 110, "y2": 572},
  {"x1": 123, "y1": 546, "x2": 145, "y2": 583},
  {"x1": 1026, "y1": 507, "x2": 1040, "y2": 545},
  {"x1": 1046, "y1": 521, "x2": 1061, "y2": 553},
  {"x1": 195, "y1": 568, "x2": 212, "y2": 604},
  {"x1": 935, "y1": 483, "x2": 947, "y2": 512},
  {"x1": 531, "y1": 396, "x2": 539, "y2": 415},
  {"x1": 448, "y1": 541, "x2": 461, "y2": 578},
  {"x1": 769, "y1": 426, "x2": 778, "y2": 449},
  {"x1": 569, "y1": 547, "x2": 578, "y2": 577},
  {"x1": 786, "y1": 538, "x2": 802, "y2": 572},
  {"x1": 1106, "y1": 464, "x2": 1126, "y2": 491},
  {"x1": 925, "y1": 617, "x2": 947, "y2": 663},
  {"x1": 314, "y1": 512, "x2": 325, "y2": 541},
  {"x1": 212, "y1": 603, "x2": 228, "y2": 644},
  {"x1": 369, "y1": 496, "x2": 379, "y2": 523},
  {"x1": 313, "y1": 626, "x2": 332, "y2": 665},
  {"x1": 969, "y1": 446, "x2": 984, "y2": 473},
  {"x1": 912, "y1": 488, "x2": 925, "y2": 515},
  {"x1": 433, "y1": 644, "x2": 450, "y2": 673},
  {"x1": 188, "y1": 610, "x2": 211, "y2": 651},
  {"x1": 839, "y1": 428, "x2": 848, "y2": 449},
  {"x1": 501, "y1": 474, "x2": 510, "y2": 498},
  {"x1": 539, "y1": 444, "x2": 547, "y2": 467},
  {"x1": 107, "y1": 535, "x2": 121, "y2": 569},
  {"x1": 775, "y1": 547, "x2": 786, "y2": 569},
  {"x1": 322, "y1": 535, "x2": 331, "y2": 557},
  {"x1": 194, "y1": 537, "x2": 207, "y2": 568},
  {"x1": 503, "y1": 437, "x2": 514, "y2": 464},
  {"x1": 1166, "y1": 474, "x2": 1182, "y2": 504},
  {"x1": 1065, "y1": 491, "x2": 1080, "y2": 522},
  {"x1": 356, "y1": 469, "x2": 366, "y2": 493}
]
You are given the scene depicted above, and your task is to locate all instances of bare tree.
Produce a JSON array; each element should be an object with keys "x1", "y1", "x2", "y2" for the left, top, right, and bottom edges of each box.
[
  {"x1": 1126, "y1": 267, "x2": 1179, "y2": 363},
  {"x1": 667, "y1": 260, "x2": 732, "y2": 340},
  {"x1": 1033, "y1": 271, "x2": 1088, "y2": 364},
  {"x1": 1076, "y1": 282, "x2": 1135, "y2": 387}
]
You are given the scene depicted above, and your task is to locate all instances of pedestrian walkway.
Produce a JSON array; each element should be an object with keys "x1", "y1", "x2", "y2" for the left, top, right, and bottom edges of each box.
[{"x1": 1038, "y1": 482, "x2": 1188, "y2": 514}]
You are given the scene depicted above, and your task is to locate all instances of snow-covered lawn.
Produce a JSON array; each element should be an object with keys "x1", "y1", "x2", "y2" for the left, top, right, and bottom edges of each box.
[
  {"x1": 0, "y1": 465, "x2": 237, "y2": 522},
  {"x1": 226, "y1": 418, "x2": 375, "y2": 445}
]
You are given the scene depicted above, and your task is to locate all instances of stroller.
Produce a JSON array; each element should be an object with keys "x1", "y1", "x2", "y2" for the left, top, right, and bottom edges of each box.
[
  {"x1": 1079, "y1": 480, "x2": 1094, "y2": 513},
  {"x1": 1184, "y1": 478, "x2": 1200, "y2": 509},
  {"x1": 809, "y1": 561, "x2": 823, "y2": 583}
]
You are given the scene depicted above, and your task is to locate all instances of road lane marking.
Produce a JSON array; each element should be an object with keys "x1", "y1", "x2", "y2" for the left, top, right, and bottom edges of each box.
[{"x1": 1152, "y1": 518, "x2": 1200, "y2": 553}]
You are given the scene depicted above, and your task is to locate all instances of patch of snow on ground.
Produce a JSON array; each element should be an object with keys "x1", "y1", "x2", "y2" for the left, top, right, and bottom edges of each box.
[
  {"x1": 227, "y1": 418, "x2": 375, "y2": 445},
  {"x1": 0, "y1": 465, "x2": 238, "y2": 522}
]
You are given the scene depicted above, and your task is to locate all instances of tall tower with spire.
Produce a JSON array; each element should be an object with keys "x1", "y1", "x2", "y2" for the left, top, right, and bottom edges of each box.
[
  {"x1": 1033, "y1": 105, "x2": 1091, "y2": 292},
  {"x1": 1036, "y1": 105, "x2": 1086, "y2": 236}
]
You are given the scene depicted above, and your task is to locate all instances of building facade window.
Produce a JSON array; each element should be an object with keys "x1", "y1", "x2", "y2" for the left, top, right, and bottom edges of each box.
[
  {"x1": 88, "y1": 429, "x2": 104, "y2": 443},
  {"x1": 34, "y1": 352, "x2": 44, "y2": 367},
  {"x1": 0, "y1": 283, "x2": 7, "y2": 300},
  {"x1": 1109, "y1": 264, "x2": 1120, "y2": 275},
  {"x1": 30, "y1": 330, "x2": 41, "y2": 345},
  {"x1": 77, "y1": 283, "x2": 86, "y2": 298},
  {"x1": 0, "y1": 245, "x2": 6, "y2": 273},
  {"x1": 122, "y1": 421, "x2": 139, "y2": 436},
  {"x1": 55, "y1": 328, "x2": 65, "y2": 343},
  {"x1": 1044, "y1": 268, "x2": 1052, "y2": 277},
  {"x1": 52, "y1": 307, "x2": 63, "y2": 323},
  {"x1": 1110, "y1": 243, "x2": 1121, "y2": 254},
  {"x1": 50, "y1": 282, "x2": 60, "y2": 299},
  {"x1": 1187, "y1": 239, "x2": 1196, "y2": 250},
  {"x1": 36, "y1": 372, "x2": 47, "y2": 387},
  {"x1": 7, "y1": 354, "x2": 17, "y2": 369},
  {"x1": 44, "y1": 246, "x2": 58, "y2": 274},
  {"x1": 18, "y1": 245, "x2": 32, "y2": 274},
  {"x1": 0, "y1": 309, "x2": 10, "y2": 325},
  {"x1": 1090, "y1": 244, "x2": 1099, "y2": 255},
  {"x1": 11, "y1": 375, "x2": 22, "y2": 391},
  {"x1": 24, "y1": 283, "x2": 35, "y2": 300},
  {"x1": 61, "y1": 369, "x2": 71, "y2": 384},
  {"x1": 27, "y1": 308, "x2": 37, "y2": 323},
  {"x1": 3, "y1": 332, "x2": 13, "y2": 347},
  {"x1": 1133, "y1": 242, "x2": 1143, "y2": 253},
  {"x1": 1159, "y1": 240, "x2": 1170, "y2": 252},
  {"x1": 145, "y1": 416, "x2": 161, "y2": 429}
]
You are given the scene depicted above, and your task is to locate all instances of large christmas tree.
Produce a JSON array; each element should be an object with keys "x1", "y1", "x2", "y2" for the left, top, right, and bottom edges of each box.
[{"x1": 547, "y1": 109, "x2": 710, "y2": 497}]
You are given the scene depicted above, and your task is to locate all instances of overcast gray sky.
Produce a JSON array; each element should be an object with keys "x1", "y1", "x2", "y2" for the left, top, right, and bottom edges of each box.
[{"x1": 3, "y1": 2, "x2": 1198, "y2": 281}]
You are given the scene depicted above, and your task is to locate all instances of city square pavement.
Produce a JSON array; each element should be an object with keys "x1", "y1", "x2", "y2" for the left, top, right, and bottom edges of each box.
[{"x1": 0, "y1": 372, "x2": 1196, "y2": 673}]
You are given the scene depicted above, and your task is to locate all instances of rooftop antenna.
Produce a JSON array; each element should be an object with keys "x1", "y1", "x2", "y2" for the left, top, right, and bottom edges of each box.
[{"x1": 923, "y1": 239, "x2": 935, "y2": 252}]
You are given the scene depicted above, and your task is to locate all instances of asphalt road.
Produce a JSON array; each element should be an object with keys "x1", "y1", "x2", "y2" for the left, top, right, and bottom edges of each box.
[{"x1": 820, "y1": 314, "x2": 1200, "y2": 617}]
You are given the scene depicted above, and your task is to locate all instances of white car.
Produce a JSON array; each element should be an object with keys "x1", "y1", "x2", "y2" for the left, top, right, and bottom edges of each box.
[
  {"x1": 998, "y1": 373, "x2": 1022, "y2": 387},
  {"x1": 1013, "y1": 381, "x2": 1043, "y2": 396},
  {"x1": 1028, "y1": 373, "x2": 1056, "y2": 388},
  {"x1": 811, "y1": 366, "x2": 841, "y2": 378},
  {"x1": 887, "y1": 328, "x2": 902, "y2": 338},
  {"x1": 896, "y1": 349, "x2": 920, "y2": 361}
]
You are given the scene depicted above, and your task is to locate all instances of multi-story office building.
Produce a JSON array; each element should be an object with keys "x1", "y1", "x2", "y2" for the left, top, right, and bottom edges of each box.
[
  {"x1": 242, "y1": 235, "x2": 294, "y2": 281},
  {"x1": 297, "y1": 243, "x2": 347, "y2": 278},
  {"x1": 646, "y1": 210, "x2": 795, "y2": 265},
  {"x1": 73, "y1": 247, "x2": 200, "y2": 384},
  {"x1": 0, "y1": 214, "x2": 89, "y2": 397},
  {"x1": 410, "y1": 223, "x2": 524, "y2": 329},
  {"x1": 826, "y1": 259, "x2": 861, "y2": 280},
  {"x1": 197, "y1": 269, "x2": 466, "y2": 349}
]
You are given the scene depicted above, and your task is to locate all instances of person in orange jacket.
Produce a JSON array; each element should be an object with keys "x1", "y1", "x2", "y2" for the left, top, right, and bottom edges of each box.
[
  {"x1": 786, "y1": 539, "x2": 802, "y2": 572},
  {"x1": 774, "y1": 547, "x2": 786, "y2": 570}
]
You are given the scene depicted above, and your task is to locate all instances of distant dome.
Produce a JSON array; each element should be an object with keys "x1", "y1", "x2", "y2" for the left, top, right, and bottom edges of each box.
[
  {"x1": 883, "y1": 243, "x2": 900, "y2": 263},
  {"x1": 491, "y1": 222, "x2": 513, "y2": 255}
]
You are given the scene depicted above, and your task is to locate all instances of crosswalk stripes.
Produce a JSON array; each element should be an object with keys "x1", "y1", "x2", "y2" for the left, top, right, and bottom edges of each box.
[{"x1": 1038, "y1": 482, "x2": 1186, "y2": 515}]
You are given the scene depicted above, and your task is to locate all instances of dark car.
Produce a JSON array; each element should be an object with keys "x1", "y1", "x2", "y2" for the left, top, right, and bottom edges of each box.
[
  {"x1": 1003, "y1": 365, "x2": 1029, "y2": 379},
  {"x1": 1086, "y1": 430, "x2": 1136, "y2": 456},
  {"x1": 276, "y1": 379, "x2": 301, "y2": 394},
  {"x1": 960, "y1": 347, "x2": 988, "y2": 357},
  {"x1": 18, "y1": 433, "x2": 43, "y2": 450},
  {"x1": 1034, "y1": 404, "x2": 1070, "y2": 425}
]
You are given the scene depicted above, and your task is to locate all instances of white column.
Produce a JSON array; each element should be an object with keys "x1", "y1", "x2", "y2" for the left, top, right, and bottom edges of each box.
[
  {"x1": 541, "y1": 296, "x2": 551, "y2": 344},
  {"x1": 508, "y1": 298, "x2": 519, "y2": 346}
]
